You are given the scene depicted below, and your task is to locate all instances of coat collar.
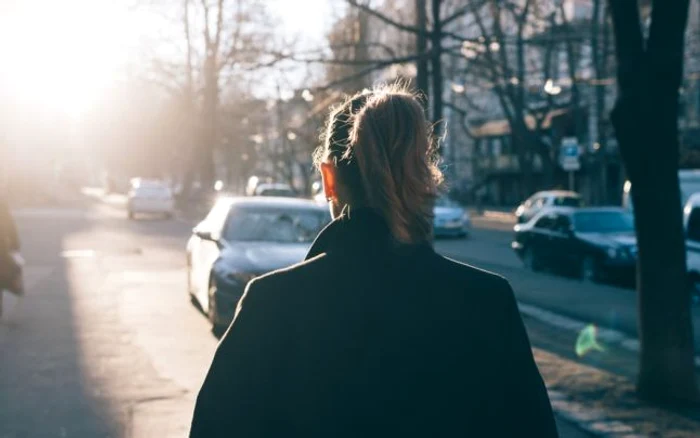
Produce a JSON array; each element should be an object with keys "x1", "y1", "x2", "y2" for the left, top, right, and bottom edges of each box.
[{"x1": 305, "y1": 207, "x2": 432, "y2": 261}]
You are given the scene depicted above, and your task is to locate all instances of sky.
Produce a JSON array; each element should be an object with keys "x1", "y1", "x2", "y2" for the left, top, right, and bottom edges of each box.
[
  {"x1": 269, "y1": 0, "x2": 334, "y2": 46},
  {"x1": 0, "y1": 0, "x2": 335, "y2": 119}
]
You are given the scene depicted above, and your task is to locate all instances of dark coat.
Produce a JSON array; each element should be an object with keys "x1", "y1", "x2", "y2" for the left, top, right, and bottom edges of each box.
[{"x1": 190, "y1": 209, "x2": 558, "y2": 437}]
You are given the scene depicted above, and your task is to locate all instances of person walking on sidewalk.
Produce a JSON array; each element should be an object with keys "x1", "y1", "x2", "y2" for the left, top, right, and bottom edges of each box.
[
  {"x1": 190, "y1": 85, "x2": 558, "y2": 437},
  {"x1": 0, "y1": 194, "x2": 23, "y2": 316}
]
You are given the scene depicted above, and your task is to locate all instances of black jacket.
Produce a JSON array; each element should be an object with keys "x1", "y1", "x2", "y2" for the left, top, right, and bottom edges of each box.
[{"x1": 190, "y1": 209, "x2": 558, "y2": 437}]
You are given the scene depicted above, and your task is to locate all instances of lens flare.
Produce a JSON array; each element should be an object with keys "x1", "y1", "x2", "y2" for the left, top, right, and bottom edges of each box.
[{"x1": 575, "y1": 324, "x2": 605, "y2": 357}]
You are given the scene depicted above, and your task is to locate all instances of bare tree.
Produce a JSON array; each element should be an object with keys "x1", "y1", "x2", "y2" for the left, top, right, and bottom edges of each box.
[
  {"x1": 609, "y1": 0, "x2": 699, "y2": 404},
  {"x1": 144, "y1": 0, "x2": 280, "y2": 193}
]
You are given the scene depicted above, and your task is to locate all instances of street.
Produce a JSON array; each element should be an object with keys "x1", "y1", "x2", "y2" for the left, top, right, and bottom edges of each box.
[{"x1": 1, "y1": 198, "x2": 643, "y2": 437}]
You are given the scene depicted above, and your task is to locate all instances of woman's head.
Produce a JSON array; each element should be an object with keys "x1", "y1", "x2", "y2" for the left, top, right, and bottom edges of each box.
[{"x1": 315, "y1": 84, "x2": 442, "y2": 244}]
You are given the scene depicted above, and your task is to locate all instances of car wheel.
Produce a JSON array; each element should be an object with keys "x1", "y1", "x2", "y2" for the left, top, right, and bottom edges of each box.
[
  {"x1": 580, "y1": 256, "x2": 599, "y2": 283},
  {"x1": 208, "y1": 283, "x2": 226, "y2": 337},
  {"x1": 522, "y1": 247, "x2": 541, "y2": 272}
]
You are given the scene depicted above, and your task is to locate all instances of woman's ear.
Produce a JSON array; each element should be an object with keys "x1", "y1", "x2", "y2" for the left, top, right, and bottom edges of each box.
[{"x1": 320, "y1": 162, "x2": 337, "y2": 201}]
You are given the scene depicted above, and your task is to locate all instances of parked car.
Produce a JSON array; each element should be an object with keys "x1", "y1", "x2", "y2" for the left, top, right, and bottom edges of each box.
[
  {"x1": 186, "y1": 196, "x2": 331, "y2": 334},
  {"x1": 512, "y1": 207, "x2": 637, "y2": 282},
  {"x1": 433, "y1": 196, "x2": 470, "y2": 238},
  {"x1": 127, "y1": 179, "x2": 175, "y2": 219},
  {"x1": 683, "y1": 193, "x2": 700, "y2": 300},
  {"x1": 515, "y1": 190, "x2": 583, "y2": 223},
  {"x1": 254, "y1": 183, "x2": 297, "y2": 197}
]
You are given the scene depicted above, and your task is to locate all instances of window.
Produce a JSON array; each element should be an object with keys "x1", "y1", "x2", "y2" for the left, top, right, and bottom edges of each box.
[
  {"x1": 534, "y1": 214, "x2": 555, "y2": 230},
  {"x1": 687, "y1": 208, "x2": 700, "y2": 242},
  {"x1": 554, "y1": 215, "x2": 572, "y2": 234},
  {"x1": 573, "y1": 211, "x2": 635, "y2": 233},
  {"x1": 553, "y1": 196, "x2": 583, "y2": 207},
  {"x1": 223, "y1": 208, "x2": 329, "y2": 243}
]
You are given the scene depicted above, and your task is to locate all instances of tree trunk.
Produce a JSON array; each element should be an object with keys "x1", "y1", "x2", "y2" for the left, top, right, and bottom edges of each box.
[
  {"x1": 609, "y1": 0, "x2": 699, "y2": 404},
  {"x1": 430, "y1": 0, "x2": 443, "y2": 133},
  {"x1": 415, "y1": 0, "x2": 429, "y2": 109}
]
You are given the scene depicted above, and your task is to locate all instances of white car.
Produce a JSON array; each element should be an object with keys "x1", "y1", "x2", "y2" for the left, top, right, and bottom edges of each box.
[
  {"x1": 515, "y1": 190, "x2": 583, "y2": 224},
  {"x1": 186, "y1": 196, "x2": 330, "y2": 334},
  {"x1": 683, "y1": 193, "x2": 700, "y2": 301},
  {"x1": 433, "y1": 196, "x2": 470, "y2": 238},
  {"x1": 127, "y1": 180, "x2": 175, "y2": 219}
]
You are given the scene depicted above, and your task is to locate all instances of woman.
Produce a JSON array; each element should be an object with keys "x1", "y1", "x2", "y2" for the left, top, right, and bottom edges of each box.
[
  {"x1": 190, "y1": 86, "x2": 558, "y2": 437},
  {"x1": 0, "y1": 194, "x2": 22, "y2": 317}
]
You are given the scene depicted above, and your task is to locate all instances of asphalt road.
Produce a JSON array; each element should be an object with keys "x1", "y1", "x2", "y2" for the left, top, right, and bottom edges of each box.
[
  {"x1": 0, "y1": 199, "x2": 596, "y2": 437},
  {"x1": 446, "y1": 226, "x2": 700, "y2": 352}
]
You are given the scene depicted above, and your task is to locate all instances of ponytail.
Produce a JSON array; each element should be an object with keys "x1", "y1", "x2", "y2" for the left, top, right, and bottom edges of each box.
[
  {"x1": 350, "y1": 88, "x2": 442, "y2": 243},
  {"x1": 315, "y1": 86, "x2": 442, "y2": 244}
]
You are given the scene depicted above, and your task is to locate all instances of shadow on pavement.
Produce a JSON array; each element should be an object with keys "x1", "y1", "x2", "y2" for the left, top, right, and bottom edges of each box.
[{"x1": 0, "y1": 206, "x2": 123, "y2": 437}]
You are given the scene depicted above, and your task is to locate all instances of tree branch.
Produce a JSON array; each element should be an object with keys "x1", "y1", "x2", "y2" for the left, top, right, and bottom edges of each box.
[{"x1": 346, "y1": 0, "x2": 425, "y2": 35}]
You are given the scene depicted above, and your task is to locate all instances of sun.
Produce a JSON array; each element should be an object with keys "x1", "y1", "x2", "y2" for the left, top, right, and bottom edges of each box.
[{"x1": 0, "y1": 0, "x2": 133, "y2": 119}]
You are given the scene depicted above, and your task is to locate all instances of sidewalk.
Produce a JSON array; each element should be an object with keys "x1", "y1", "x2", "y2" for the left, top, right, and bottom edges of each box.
[
  {"x1": 525, "y1": 311, "x2": 700, "y2": 437},
  {"x1": 81, "y1": 190, "x2": 700, "y2": 436},
  {"x1": 468, "y1": 207, "x2": 516, "y2": 232}
]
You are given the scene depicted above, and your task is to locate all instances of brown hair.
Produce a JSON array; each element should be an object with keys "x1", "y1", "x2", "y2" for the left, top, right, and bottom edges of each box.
[{"x1": 315, "y1": 85, "x2": 442, "y2": 243}]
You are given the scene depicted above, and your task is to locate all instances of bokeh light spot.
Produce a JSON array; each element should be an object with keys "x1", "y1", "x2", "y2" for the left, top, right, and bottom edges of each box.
[{"x1": 575, "y1": 324, "x2": 605, "y2": 357}]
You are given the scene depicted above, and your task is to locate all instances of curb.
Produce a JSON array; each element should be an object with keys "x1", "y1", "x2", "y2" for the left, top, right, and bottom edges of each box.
[
  {"x1": 517, "y1": 301, "x2": 700, "y2": 368},
  {"x1": 522, "y1": 300, "x2": 700, "y2": 437}
]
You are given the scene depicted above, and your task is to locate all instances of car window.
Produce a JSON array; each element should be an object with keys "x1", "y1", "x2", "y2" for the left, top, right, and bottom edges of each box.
[
  {"x1": 223, "y1": 208, "x2": 329, "y2": 243},
  {"x1": 573, "y1": 211, "x2": 635, "y2": 233},
  {"x1": 553, "y1": 196, "x2": 583, "y2": 207},
  {"x1": 534, "y1": 214, "x2": 555, "y2": 230},
  {"x1": 687, "y1": 208, "x2": 700, "y2": 242},
  {"x1": 553, "y1": 215, "x2": 572, "y2": 234},
  {"x1": 523, "y1": 196, "x2": 537, "y2": 209},
  {"x1": 534, "y1": 197, "x2": 547, "y2": 209},
  {"x1": 258, "y1": 189, "x2": 296, "y2": 197},
  {"x1": 135, "y1": 186, "x2": 171, "y2": 197}
]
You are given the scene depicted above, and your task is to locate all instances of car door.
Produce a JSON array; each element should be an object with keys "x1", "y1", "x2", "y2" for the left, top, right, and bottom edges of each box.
[
  {"x1": 550, "y1": 214, "x2": 577, "y2": 270},
  {"x1": 530, "y1": 213, "x2": 556, "y2": 266},
  {"x1": 686, "y1": 206, "x2": 700, "y2": 276}
]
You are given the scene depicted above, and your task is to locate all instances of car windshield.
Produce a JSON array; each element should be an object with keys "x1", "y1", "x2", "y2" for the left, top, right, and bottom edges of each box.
[
  {"x1": 553, "y1": 196, "x2": 583, "y2": 207},
  {"x1": 573, "y1": 211, "x2": 635, "y2": 233},
  {"x1": 223, "y1": 208, "x2": 329, "y2": 243},
  {"x1": 135, "y1": 186, "x2": 170, "y2": 197},
  {"x1": 259, "y1": 189, "x2": 295, "y2": 197}
]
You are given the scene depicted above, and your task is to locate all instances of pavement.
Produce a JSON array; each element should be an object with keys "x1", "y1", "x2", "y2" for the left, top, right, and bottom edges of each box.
[{"x1": 0, "y1": 195, "x2": 698, "y2": 437}]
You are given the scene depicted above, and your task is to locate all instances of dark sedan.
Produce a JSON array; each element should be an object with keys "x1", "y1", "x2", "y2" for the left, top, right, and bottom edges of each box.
[
  {"x1": 186, "y1": 197, "x2": 331, "y2": 335},
  {"x1": 512, "y1": 207, "x2": 637, "y2": 282}
]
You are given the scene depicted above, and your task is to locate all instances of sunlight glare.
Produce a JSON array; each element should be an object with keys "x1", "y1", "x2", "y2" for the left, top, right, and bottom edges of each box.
[{"x1": 1, "y1": 0, "x2": 134, "y2": 119}]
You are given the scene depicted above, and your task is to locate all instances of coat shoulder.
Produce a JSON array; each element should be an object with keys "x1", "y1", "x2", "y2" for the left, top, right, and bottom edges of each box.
[
  {"x1": 242, "y1": 253, "x2": 331, "y2": 296},
  {"x1": 431, "y1": 253, "x2": 513, "y2": 300}
]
